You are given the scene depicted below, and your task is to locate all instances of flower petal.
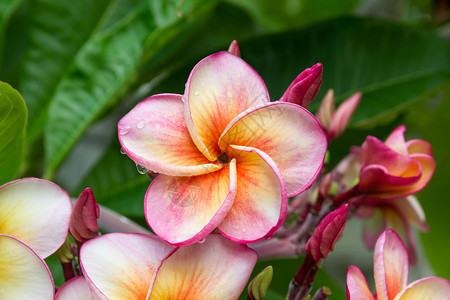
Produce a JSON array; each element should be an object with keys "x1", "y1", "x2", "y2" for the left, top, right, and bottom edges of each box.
[
  {"x1": 56, "y1": 276, "x2": 97, "y2": 300},
  {"x1": 184, "y1": 51, "x2": 269, "y2": 161},
  {"x1": 361, "y1": 208, "x2": 386, "y2": 250},
  {"x1": 218, "y1": 145, "x2": 287, "y2": 243},
  {"x1": 385, "y1": 125, "x2": 408, "y2": 156},
  {"x1": 149, "y1": 234, "x2": 257, "y2": 300},
  {"x1": 219, "y1": 102, "x2": 327, "y2": 196},
  {"x1": 0, "y1": 234, "x2": 54, "y2": 299},
  {"x1": 80, "y1": 233, "x2": 176, "y2": 300},
  {"x1": 406, "y1": 139, "x2": 433, "y2": 156},
  {"x1": 374, "y1": 229, "x2": 409, "y2": 300},
  {"x1": 394, "y1": 196, "x2": 428, "y2": 232},
  {"x1": 394, "y1": 277, "x2": 450, "y2": 300},
  {"x1": 362, "y1": 136, "x2": 413, "y2": 176},
  {"x1": 0, "y1": 178, "x2": 71, "y2": 258},
  {"x1": 145, "y1": 162, "x2": 237, "y2": 245},
  {"x1": 327, "y1": 92, "x2": 361, "y2": 141},
  {"x1": 118, "y1": 94, "x2": 221, "y2": 176},
  {"x1": 346, "y1": 265, "x2": 375, "y2": 300}
]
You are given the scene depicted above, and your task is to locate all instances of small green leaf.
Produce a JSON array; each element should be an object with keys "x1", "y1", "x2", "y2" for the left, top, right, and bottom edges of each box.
[{"x1": 0, "y1": 81, "x2": 26, "y2": 185}]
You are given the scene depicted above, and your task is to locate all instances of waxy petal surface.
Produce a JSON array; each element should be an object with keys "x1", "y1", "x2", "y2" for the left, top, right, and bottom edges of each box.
[
  {"x1": 0, "y1": 178, "x2": 71, "y2": 258},
  {"x1": 394, "y1": 277, "x2": 450, "y2": 300},
  {"x1": 80, "y1": 233, "x2": 175, "y2": 300},
  {"x1": 149, "y1": 234, "x2": 257, "y2": 300},
  {"x1": 56, "y1": 276, "x2": 97, "y2": 300},
  {"x1": 346, "y1": 266, "x2": 375, "y2": 300},
  {"x1": 184, "y1": 51, "x2": 269, "y2": 161},
  {"x1": 406, "y1": 140, "x2": 433, "y2": 156},
  {"x1": 394, "y1": 196, "x2": 428, "y2": 232},
  {"x1": 385, "y1": 126, "x2": 408, "y2": 156},
  {"x1": 219, "y1": 102, "x2": 326, "y2": 196},
  {"x1": 145, "y1": 162, "x2": 237, "y2": 245},
  {"x1": 118, "y1": 94, "x2": 221, "y2": 176},
  {"x1": 328, "y1": 92, "x2": 361, "y2": 141},
  {"x1": 374, "y1": 229, "x2": 409, "y2": 300},
  {"x1": 362, "y1": 136, "x2": 414, "y2": 176},
  {"x1": 218, "y1": 146, "x2": 287, "y2": 243},
  {"x1": 0, "y1": 235, "x2": 54, "y2": 299}
]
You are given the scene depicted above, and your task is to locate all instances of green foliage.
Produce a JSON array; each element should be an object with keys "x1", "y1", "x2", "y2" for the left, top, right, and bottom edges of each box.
[{"x1": 0, "y1": 81, "x2": 26, "y2": 185}]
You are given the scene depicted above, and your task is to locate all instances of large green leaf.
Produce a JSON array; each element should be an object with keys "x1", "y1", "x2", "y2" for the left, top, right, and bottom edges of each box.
[
  {"x1": 43, "y1": 0, "x2": 218, "y2": 178},
  {"x1": 0, "y1": 0, "x2": 23, "y2": 69},
  {"x1": 237, "y1": 17, "x2": 450, "y2": 127},
  {"x1": 225, "y1": 0, "x2": 360, "y2": 32},
  {"x1": 0, "y1": 81, "x2": 27, "y2": 185},
  {"x1": 19, "y1": 0, "x2": 114, "y2": 142}
]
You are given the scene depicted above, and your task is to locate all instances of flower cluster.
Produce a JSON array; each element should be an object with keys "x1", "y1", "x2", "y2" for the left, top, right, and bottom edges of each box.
[{"x1": 3, "y1": 41, "x2": 449, "y2": 300}]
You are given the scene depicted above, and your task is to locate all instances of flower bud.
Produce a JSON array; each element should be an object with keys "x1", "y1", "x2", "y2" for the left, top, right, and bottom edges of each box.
[
  {"x1": 279, "y1": 63, "x2": 323, "y2": 108},
  {"x1": 306, "y1": 204, "x2": 349, "y2": 261},
  {"x1": 69, "y1": 188, "x2": 100, "y2": 242},
  {"x1": 247, "y1": 266, "x2": 273, "y2": 300},
  {"x1": 227, "y1": 40, "x2": 241, "y2": 57}
]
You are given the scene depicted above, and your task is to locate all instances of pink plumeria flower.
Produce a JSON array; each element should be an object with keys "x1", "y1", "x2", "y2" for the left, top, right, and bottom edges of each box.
[
  {"x1": 357, "y1": 195, "x2": 428, "y2": 265},
  {"x1": 0, "y1": 178, "x2": 72, "y2": 299},
  {"x1": 279, "y1": 63, "x2": 323, "y2": 108},
  {"x1": 316, "y1": 90, "x2": 361, "y2": 141},
  {"x1": 118, "y1": 51, "x2": 327, "y2": 245},
  {"x1": 70, "y1": 188, "x2": 100, "y2": 243},
  {"x1": 77, "y1": 233, "x2": 257, "y2": 299},
  {"x1": 358, "y1": 126, "x2": 435, "y2": 199},
  {"x1": 346, "y1": 229, "x2": 450, "y2": 299}
]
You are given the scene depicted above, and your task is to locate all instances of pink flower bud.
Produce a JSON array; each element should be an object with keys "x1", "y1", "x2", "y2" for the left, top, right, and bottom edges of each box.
[
  {"x1": 279, "y1": 63, "x2": 323, "y2": 108},
  {"x1": 316, "y1": 91, "x2": 361, "y2": 141},
  {"x1": 306, "y1": 204, "x2": 349, "y2": 261},
  {"x1": 69, "y1": 188, "x2": 100, "y2": 242},
  {"x1": 227, "y1": 40, "x2": 240, "y2": 57}
]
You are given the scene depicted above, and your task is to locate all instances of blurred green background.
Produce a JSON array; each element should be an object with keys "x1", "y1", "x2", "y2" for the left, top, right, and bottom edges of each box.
[{"x1": 1, "y1": 0, "x2": 449, "y2": 298}]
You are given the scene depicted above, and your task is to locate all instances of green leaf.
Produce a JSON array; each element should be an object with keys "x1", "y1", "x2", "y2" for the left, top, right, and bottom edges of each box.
[
  {"x1": 0, "y1": 81, "x2": 27, "y2": 185},
  {"x1": 0, "y1": 0, "x2": 23, "y2": 69},
  {"x1": 225, "y1": 0, "x2": 360, "y2": 32},
  {"x1": 18, "y1": 0, "x2": 114, "y2": 142},
  {"x1": 236, "y1": 17, "x2": 450, "y2": 128},
  {"x1": 44, "y1": 0, "x2": 217, "y2": 179},
  {"x1": 75, "y1": 144, "x2": 149, "y2": 217}
]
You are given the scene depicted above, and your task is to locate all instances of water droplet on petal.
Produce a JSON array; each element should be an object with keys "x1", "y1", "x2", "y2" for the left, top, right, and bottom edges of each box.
[
  {"x1": 119, "y1": 125, "x2": 131, "y2": 136},
  {"x1": 198, "y1": 238, "x2": 206, "y2": 243},
  {"x1": 120, "y1": 148, "x2": 126, "y2": 155},
  {"x1": 193, "y1": 89, "x2": 200, "y2": 96},
  {"x1": 155, "y1": 123, "x2": 161, "y2": 130},
  {"x1": 137, "y1": 120, "x2": 145, "y2": 129},
  {"x1": 241, "y1": 227, "x2": 247, "y2": 233},
  {"x1": 136, "y1": 165, "x2": 148, "y2": 174},
  {"x1": 233, "y1": 225, "x2": 239, "y2": 230}
]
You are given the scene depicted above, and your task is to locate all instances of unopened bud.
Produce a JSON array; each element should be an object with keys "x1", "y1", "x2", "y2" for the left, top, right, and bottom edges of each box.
[
  {"x1": 279, "y1": 63, "x2": 323, "y2": 109},
  {"x1": 70, "y1": 188, "x2": 100, "y2": 242},
  {"x1": 306, "y1": 204, "x2": 349, "y2": 261},
  {"x1": 247, "y1": 266, "x2": 273, "y2": 300},
  {"x1": 227, "y1": 40, "x2": 241, "y2": 57}
]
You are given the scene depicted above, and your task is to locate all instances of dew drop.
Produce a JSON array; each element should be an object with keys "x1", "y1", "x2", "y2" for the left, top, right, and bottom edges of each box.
[
  {"x1": 193, "y1": 89, "x2": 200, "y2": 96},
  {"x1": 189, "y1": 208, "x2": 195, "y2": 215},
  {"x1": 241, "y1": 227, "x2": 247, "y2": 233},
  {"x1": 119, "y1": 125, "x2": 131, "y2": 136},
  {"x1": 137, "y1": 120, "x2": 145, "y2": 129},
  {"x1": 233, "y1": 225, "x2": 240, "y2": 230},
  {"x1": 198, "y1": 238, "x2": 206, "y2": 243},
  {"x1": 170, "y1": 205, "x2": 177, "y2": 211},
  {"x1": 136, "y1": 164, "x2": 148, "y2": 174},
  {"x1": 155, "y1": 123, "x2": 161, "y2": 130},
  {"x1": 120, "y1": 148, "x2": 126, "y2": 155}
]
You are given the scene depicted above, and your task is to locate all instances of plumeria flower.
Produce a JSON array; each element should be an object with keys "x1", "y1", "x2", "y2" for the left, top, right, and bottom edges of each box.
[
  {"x1": 56, "y1": 276, "x2": 98, "y2": 300},
  {"x1": 118, "y1": 51, "x2": 327, "y2": 245},
  {"x1": 357, "y1": 195, "x2": 428, "y2": 264},
  {"x1": 0, "y1": 178, "x2": 72, "y2": 299},
  {"x1": 346, "y1": 229, "x2": 450, "y2": 299},
  {"x1": 358, "y1": 125, "x2": 435, "y2": 199},
  {"x1": 76, "y1": 233, "x2": 257, "y2": 299}
]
